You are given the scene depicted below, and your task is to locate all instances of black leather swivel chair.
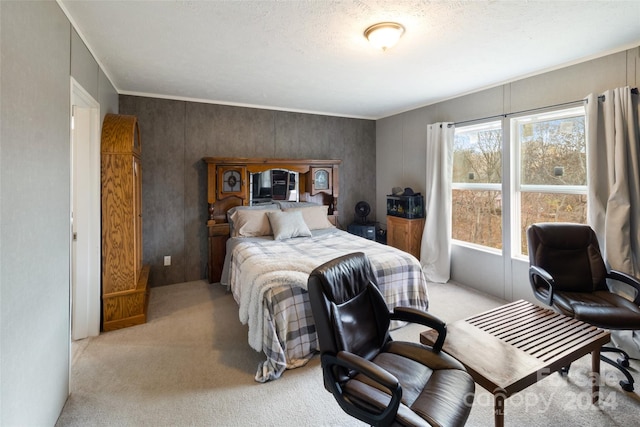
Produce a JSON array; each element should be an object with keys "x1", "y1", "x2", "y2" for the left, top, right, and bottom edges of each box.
[
  {"x1": 308, "y1": 252, "x2": 474, "y2": 427},
  {"x1": 527, "y1": 222, "x2": 640, "y2": 392}
]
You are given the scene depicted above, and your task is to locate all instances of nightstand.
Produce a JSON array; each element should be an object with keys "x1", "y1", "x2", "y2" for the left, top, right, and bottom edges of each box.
[
  {"x1": 207, "y1": 222, "x2": 230, "y2": 283},
  {"x1": 386, "y1": 216, "x2": 425, "y2": 259}
]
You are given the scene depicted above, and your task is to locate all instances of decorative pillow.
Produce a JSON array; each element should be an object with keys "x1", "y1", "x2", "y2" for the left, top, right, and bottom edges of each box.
[
  {"x1": 283, "y1": 205, "x2": 334, "y2": 230},
  {"x1": 267, "y1": 210, "x2": 312, "y2": 240},
  {"x1": 229, "y1": 209, "x2": 279, "y2": 237}
]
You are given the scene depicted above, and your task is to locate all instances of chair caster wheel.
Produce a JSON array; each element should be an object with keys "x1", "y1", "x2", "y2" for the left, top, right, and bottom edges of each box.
[
  {"x1": 617, "y1": 357, "x2": 630, "y2": 368},
  {"x1": 620, "y1": 380, "x2": 634, "y2": 392},
  {"x1": 560, "y1": 366, "x2": 570, "y2": 376}
]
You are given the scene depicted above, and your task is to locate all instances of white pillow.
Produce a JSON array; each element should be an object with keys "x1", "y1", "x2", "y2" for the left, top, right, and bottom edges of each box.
[
  {"x1": 229, "y1": 209, "x2": 279, "y2": 237},
  {"x1": 227, "y1": 204, "x2": 279, "y2": 233},
  {"x1": 267, "y1": 210, "x2": 312, "y2": 240},
  {"x1": 283, "y1": 205, "x2": 334, "y2": 230}
]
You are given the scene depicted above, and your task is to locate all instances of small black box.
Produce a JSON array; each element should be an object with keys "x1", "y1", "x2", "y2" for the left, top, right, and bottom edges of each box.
[{"x1": 347, "y1": 223, "x2": 376, "y2": 240}]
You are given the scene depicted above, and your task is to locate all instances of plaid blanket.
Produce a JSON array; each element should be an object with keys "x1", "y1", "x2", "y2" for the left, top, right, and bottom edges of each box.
[{"x1": 226, "y1": 228, "x2": 429, "y2": 382}]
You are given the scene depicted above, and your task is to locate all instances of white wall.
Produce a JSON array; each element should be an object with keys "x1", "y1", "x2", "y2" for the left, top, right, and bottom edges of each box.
[
  {"x1": 1, "y1": 2, "x2": 72, "y2": 424},
  {"x1": 376, "y1": 47, "x2": 640, "y2": 301},
  {"x1": 0, "y1": 1, "x2": 117, "y2": 424}
]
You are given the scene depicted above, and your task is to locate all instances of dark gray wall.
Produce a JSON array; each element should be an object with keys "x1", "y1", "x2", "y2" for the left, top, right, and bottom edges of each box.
[{"x1": 119, "y1": 96, "x2": 376, "y2": 287}]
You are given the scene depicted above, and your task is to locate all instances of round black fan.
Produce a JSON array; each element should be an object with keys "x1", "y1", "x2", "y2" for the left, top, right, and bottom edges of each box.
[{"x1": 354, "y1": 201, "x2": 371, "y2": 224}]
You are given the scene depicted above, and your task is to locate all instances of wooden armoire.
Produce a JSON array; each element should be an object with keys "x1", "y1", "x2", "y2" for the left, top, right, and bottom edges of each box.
[{"x1": 101, "y1": 113, "x2": 150, "y2": 331}]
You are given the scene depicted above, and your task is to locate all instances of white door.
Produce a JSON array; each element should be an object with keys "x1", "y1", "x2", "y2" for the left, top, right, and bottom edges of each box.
[{"x1": 70, "y1": 78, "x2": 100, "y2": 340}]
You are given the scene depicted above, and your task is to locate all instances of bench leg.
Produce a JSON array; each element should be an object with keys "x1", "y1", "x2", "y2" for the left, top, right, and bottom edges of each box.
[
  {"x1": 591, "y1": 348, "x2": 600, "y2": 404},
  {"x1": 494, "y1": 392, "x2": 505, "y2": 427}
]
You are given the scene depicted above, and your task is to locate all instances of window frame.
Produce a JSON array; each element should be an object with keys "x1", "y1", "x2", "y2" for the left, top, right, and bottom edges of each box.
[
  {"x1": 451, "y1": 120, "x2": 503, "y2": 252},
  {"x1": 510, "y1": 106, "x2": 587, "y2": 259}
]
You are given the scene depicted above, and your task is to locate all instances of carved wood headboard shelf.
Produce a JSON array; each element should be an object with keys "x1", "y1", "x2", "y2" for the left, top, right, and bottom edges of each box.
[
  {"x1": 203, "y1": 157, "x2": 341, "y2": 224},
  {"x1": 202, "y1": 157, "x2": 341, "y2": 282}
]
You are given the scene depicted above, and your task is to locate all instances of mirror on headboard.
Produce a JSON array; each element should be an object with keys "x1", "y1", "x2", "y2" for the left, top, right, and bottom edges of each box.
[{"x1": 249, "y1": 169, "x2": 299, "y2": 206}]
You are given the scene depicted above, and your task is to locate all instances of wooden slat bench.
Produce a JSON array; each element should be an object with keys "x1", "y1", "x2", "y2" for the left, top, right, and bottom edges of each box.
[{"x1": 420, "y1": 299, "x2": 610, "y2": 427}]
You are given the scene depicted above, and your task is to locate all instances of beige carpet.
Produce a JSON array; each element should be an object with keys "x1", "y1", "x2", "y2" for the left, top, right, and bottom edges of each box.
[{"x1": 56, "y1": 280, "x2": 640, "y2": 426}]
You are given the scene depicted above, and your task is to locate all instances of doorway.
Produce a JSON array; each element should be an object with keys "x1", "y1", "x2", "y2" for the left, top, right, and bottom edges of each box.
[{"x1": 70, "y1": 77, "x2": 101, "y2": 340}]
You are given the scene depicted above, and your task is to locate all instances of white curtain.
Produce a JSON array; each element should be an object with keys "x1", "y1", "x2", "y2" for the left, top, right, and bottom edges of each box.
[
  {"x1": 586, "y1": 86, "x2": 640, "y2": 357},
  {"x1": 420, "y1": 123, "x2": 454, "y2": 283}
]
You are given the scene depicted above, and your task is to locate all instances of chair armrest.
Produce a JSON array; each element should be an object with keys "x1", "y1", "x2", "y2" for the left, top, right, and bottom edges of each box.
[
  {"x1": 529, "y1": 265, "x2": 555, "y2": 306},
  {"x1": 608, "y1": 270, "x2": 640, "y2": 305},
  {"x1": 391, "y1": 307, "x2": 447, "y2": 352},
  {"x1": 321, "y1": 352, "x2": 401, "y2": 427}
]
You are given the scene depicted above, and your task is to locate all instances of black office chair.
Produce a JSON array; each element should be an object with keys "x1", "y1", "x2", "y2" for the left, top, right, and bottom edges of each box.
[
  {"x1": 527, "y1": 222, "x2": 640, "y2": 392},
  {"x1": 308, "y1": 252, "x2": 474, "y2": 427}
]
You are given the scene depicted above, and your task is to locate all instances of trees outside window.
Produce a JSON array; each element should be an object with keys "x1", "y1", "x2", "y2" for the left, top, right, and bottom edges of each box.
[
  {"x1": 452, "y1": 106, "x2": 586, "y2": 255},
  {"x1": 452, "y1": 121, "x2": 502, "y2": 249},
  {"x1": 513, "y1": 107, "x2": 587, "y2": 255}
]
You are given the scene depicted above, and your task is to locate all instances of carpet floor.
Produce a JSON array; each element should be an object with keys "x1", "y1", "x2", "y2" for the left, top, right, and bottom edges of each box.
[{"x1": 56, "y1": 280, "x2": 640, "y2": 426}]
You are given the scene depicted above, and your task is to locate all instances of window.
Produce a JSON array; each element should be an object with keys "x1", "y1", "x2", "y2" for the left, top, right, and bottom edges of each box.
[
  {"x1": 452, "y1": 121, "x2": 503, "y2": 250},
  {"x1": 451, "y1": 106, "x2": 587, "y2": 255},
  {"x1": 512, "y1": 107, "x2": 587, "y2": 256}
]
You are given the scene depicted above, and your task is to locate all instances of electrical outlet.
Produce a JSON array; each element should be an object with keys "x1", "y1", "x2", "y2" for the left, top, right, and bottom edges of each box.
[{"x1": 164, "y1": 256, "x2": 171, "y2": 266}]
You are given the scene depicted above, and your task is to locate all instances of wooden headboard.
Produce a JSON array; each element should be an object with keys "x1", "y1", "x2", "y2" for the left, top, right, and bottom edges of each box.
[
  {"x1": 203, "y1": 157, "x2": 341, "y2": 282},
  {"x1": 203, "y1": 157, "x2": 341, "y2": 224}
]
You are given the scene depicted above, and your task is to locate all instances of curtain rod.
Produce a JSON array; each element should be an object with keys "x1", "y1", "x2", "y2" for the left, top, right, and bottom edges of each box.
[{"x1": 448, "y1": 87, "x2": 638, "y2": 128}]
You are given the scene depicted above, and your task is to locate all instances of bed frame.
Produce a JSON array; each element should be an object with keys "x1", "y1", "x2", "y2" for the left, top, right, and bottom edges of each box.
[{"x1": 203, "y1": 157, "x2": 341, "y2": 282}]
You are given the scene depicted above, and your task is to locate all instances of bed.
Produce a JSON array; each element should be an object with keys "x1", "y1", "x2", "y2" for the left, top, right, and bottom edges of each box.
[{"x1": 220, "y1": 204, "x2": 429, "y2": 382}]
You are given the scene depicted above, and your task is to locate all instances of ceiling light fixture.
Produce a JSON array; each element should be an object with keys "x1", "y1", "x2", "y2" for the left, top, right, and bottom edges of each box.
[{"x1": 364, "y1": 22, "x2": 405, "y2": 51}]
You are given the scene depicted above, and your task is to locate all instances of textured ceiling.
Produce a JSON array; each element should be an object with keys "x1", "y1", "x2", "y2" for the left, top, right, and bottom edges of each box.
[{"x1": 59, "y1": 0, "x2": 640, "y2": 119}]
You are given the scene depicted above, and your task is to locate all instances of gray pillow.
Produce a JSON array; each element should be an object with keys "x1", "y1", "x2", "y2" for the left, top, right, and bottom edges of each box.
[
  {"x1": 273, "y1": 201, "x2": 320, "y2": 209},
  {"x1": 266, "y1": 210, "x2": 312, "y2": 240}
]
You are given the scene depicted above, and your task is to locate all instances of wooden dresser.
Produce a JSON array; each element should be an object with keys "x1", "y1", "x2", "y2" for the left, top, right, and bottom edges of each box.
[
  {"x1": 203, "y1": 157, "x2": 341, "y2": 283},
  {"x1": 386, "y1": 216, "x2": 425, "y2": 259},
  {"x1": 101, "y1": 114, "x2": 150, "y2": 331}
]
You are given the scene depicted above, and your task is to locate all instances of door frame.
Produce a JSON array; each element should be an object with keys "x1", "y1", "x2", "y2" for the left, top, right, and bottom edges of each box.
[{"x1": 70, "y1": 77, "x2": 101, "y2": 340}]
